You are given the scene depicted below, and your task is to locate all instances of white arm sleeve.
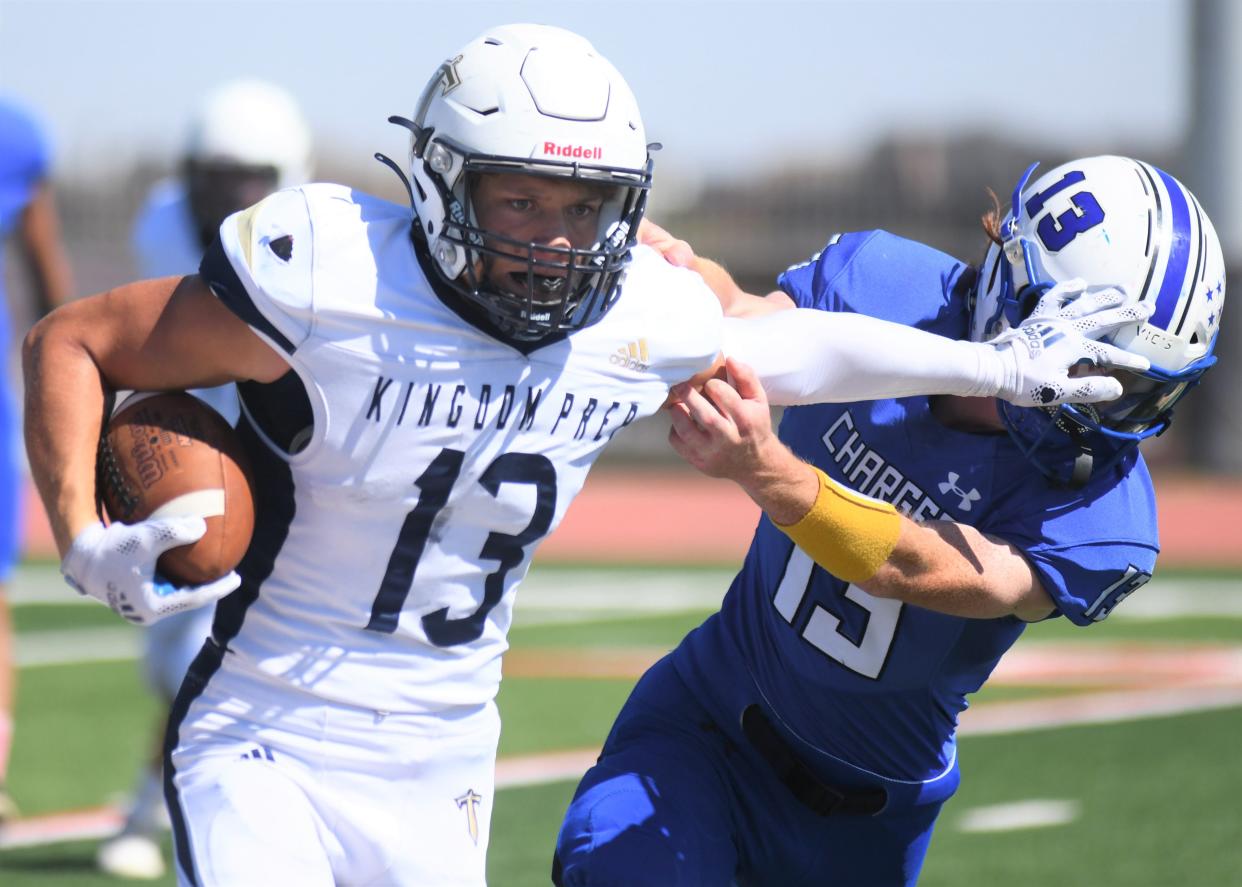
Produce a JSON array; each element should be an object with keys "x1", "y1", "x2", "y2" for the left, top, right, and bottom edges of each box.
[{"x1": 720, "y1": 309, "x2": 1004, "y2": 406}]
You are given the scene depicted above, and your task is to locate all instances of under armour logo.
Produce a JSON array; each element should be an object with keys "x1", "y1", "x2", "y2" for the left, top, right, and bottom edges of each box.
[
  {"x1": 938, "y1": 472, "x2": 981, "y2": 512},
  {"x1": 456, "y1": 789, "x2": 484, "y2": 845}
]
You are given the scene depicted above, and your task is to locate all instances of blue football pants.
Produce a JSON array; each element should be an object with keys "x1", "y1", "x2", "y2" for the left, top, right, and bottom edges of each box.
[{"x1": 555, "y1": 656, "x2": 942, "y2": 886}]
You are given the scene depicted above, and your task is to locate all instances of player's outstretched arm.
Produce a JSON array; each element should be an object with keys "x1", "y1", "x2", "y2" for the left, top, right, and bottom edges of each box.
[
  {"x1": 718, "y1": 281, "x2": 1151, "y2": 408},
  {"x1": 22, "y1": 275, "x2": 287, "y2": 554},
  {"x1": 642, "y1": 220, "x2": 1149, "y2": 408},
  {"x1": 668, "y1": 357, "x2": 1054, "y2": 621}
]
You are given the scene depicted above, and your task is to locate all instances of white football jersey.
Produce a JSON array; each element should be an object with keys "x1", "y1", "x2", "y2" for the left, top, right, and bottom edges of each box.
[{"x1": 212, "y1": 184, "x2": 722, "y2": 713}]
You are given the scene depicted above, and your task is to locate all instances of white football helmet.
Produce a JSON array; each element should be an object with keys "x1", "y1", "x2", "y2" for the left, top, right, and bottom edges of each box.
[
  {"x1": 400, "y1": 23, "x2": 652, "y2": 344},
  {"x1": 972, "y1": 156, "x2": 1225, "y2": 483},
  {"x1": 185, "y1": 79, "x2": 312, "y2": 188}
]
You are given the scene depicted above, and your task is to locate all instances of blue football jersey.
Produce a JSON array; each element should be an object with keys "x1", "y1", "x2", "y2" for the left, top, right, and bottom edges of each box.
[
  {"x1": 0, "y1": 100, "x2": 49, "y2": 291},
  {"x1": 672, "y1": 231, "x2": 1159, "y2": 796},
  {"x1": 0, "y1": 100, "x2": 50, "y2": 577}
]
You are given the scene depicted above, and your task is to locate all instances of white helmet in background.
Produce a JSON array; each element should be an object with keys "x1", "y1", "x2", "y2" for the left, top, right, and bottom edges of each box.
[
  {"x1": 186, "y1": 79, "x2": 312, "y2": 188},
  {"x1": 972, "y1": 156, "x2": 1226, "y2": 484},
  {"x1": 403, "y1": 23, "x2": 653, "y2": 343}
]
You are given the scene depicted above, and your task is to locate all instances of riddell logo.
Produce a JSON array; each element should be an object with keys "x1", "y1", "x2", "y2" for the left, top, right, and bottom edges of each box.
[{"x1": 543, "y1": 141, "x2": 603, "y2": 160}]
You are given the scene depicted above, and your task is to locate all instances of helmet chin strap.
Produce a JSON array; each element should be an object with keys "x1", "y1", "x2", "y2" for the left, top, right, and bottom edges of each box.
[
  {"x1": 1069, "y1": 449, "x2": 1094, "y2": 489},
  {"x1": 999, "y1": 163, "x2": 1044, "y2": 301},
  {"x1": 374, "y1": 151, "x2": 416, "y2": 207},
  {"x1": 1009, "y1": 163, "x2": 1040, "y2": 225},
  {"x1": 373, "y1": 116, "x2": 427, "y2": 209},
  {"x1": 1061, "y1": 416, "x2": 1147, "y2": 489}
]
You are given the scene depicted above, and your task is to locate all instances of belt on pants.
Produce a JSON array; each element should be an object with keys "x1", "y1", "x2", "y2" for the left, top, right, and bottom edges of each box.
[{"x1": 740, "y1": 704, "x2": 887, "y2": 817}]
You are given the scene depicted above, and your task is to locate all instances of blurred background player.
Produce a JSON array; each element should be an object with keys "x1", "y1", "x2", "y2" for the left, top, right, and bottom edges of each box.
[
  {"x1": 131, "y1": 78, "x2": 313, "y2": 425},
  {"x1": 554, "y1": 156, "x2": 1224, "y2": 886},
  {"x1": 0, "y1": 96, "x2": 75, "y2": 824},
  {"x1": 95, "y1": 79, "x2": 312, "y2": 880}
]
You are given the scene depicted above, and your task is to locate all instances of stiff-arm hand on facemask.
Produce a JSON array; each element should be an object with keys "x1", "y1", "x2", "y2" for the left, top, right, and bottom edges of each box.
[{"x1": 719, "y1": 280, "x2": 1151, "y2": 408}]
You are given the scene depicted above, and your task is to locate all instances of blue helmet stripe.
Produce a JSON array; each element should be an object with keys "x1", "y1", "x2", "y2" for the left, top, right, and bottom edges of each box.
[
  {"x1": 1148, "y1": 167, "x2": 1193, "y2": 330},
  {"x1": 1174, "y1": 195, "x2": 1208, "y2": 336}
]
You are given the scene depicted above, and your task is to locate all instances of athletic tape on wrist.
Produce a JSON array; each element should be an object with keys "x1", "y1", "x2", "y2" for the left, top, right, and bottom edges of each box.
[{"x1": 774, "y1": 467, "x2": 901, "y2": 583}]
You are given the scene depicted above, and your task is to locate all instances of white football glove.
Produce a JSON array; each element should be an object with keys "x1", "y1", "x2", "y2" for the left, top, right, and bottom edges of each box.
[
  {"x1": 986, "y1": 279, "x2": 1153, "y2": 407},
  {"x1": 61, "y1": 518, "x2": 241, "y2": 626}
]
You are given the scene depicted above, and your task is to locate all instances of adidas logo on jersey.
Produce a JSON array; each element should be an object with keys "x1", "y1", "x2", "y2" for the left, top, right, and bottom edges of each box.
[{"x1": 610, "y1": 339, "x2": 650, "y2": 372}]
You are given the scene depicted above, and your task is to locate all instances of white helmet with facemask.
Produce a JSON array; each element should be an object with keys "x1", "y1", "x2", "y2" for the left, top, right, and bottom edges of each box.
[
  {"x1": 185, "y1": 79, "x2": 312, "y2": 189},
  {"x1": 972, "y1": 156, "x2": 1226, "y2": 484},
  {"x1": 396, "y1": 23, "x2": 653, "y2": 345},
  {"x1": 183, "y1": 79, "x2": 313, "y2": 249}
]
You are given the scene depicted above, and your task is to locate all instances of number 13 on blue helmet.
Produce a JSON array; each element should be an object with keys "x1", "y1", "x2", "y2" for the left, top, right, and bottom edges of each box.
[{"x1": 972, "y1": 156, "x2": 1225, "y2": 474}]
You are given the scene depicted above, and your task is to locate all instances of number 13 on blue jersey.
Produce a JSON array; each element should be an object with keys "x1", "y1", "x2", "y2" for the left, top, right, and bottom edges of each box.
[{"x1": 773, "y1": 545, "x2": 901, "y2": 680}]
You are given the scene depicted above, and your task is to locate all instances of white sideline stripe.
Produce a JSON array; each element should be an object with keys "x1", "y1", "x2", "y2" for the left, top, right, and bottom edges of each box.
[
  {"x1": 148, "y1": 489, "x2": 225, "y2": 520},
  {"x1": 4, "y1": 686, "x2": 1239, "y2": 851},
  {"x1": 5, "y1": 565, "x2": 737, "y2": 610},
  {"x1": 13, "y1": 620, "x2": 1242, "y2": 673},
  {"x1": 14, "y1": 627, "x2": 142, "y2": 667},
  {"x1": 10, "y1": 567, "x2": 1237, "y2": 618},
  {"x1": 956, "y1": 799, "x2": 1080, "y2": 833}
]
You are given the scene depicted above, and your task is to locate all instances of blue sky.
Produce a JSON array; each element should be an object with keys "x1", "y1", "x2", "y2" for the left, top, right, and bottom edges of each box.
[{"x1": 0, "y1": 0, "x2": 1188, "y2": 186}]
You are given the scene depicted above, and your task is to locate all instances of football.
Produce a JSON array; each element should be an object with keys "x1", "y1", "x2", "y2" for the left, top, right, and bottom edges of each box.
[{"x1": 97, "y1": 391, "x2": 255, "y2": 585}]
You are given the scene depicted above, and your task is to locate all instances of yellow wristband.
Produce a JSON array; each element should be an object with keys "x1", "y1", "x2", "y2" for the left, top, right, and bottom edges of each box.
[{"x1": 774, "y1": 467, "x2": 902, "y2": 583}]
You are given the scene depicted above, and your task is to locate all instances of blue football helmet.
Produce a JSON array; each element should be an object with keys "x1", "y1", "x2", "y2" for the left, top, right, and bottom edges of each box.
[{"x1": 971, "y1": 156, "x2": 1226, "y2": 485}]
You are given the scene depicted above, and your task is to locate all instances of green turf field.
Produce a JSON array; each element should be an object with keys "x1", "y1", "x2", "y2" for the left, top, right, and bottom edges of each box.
[{"x1": 2, "y1": 563, "x2": 1240, "y2": 886}]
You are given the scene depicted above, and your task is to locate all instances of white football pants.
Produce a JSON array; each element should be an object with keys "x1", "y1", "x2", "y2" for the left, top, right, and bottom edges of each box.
[{"x1": 167, "y1": 660, "x2": 500, "y2": 886}]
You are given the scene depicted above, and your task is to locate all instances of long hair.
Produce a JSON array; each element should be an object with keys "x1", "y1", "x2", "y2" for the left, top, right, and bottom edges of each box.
[{"x1": 980, "y1": 187, "x2": 1005, "y2": 247}]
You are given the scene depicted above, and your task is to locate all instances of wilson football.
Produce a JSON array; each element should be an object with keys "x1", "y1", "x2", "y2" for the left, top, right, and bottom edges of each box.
[{"x1": 98, "y1": 391, "x2": 255, "y2": 585}]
